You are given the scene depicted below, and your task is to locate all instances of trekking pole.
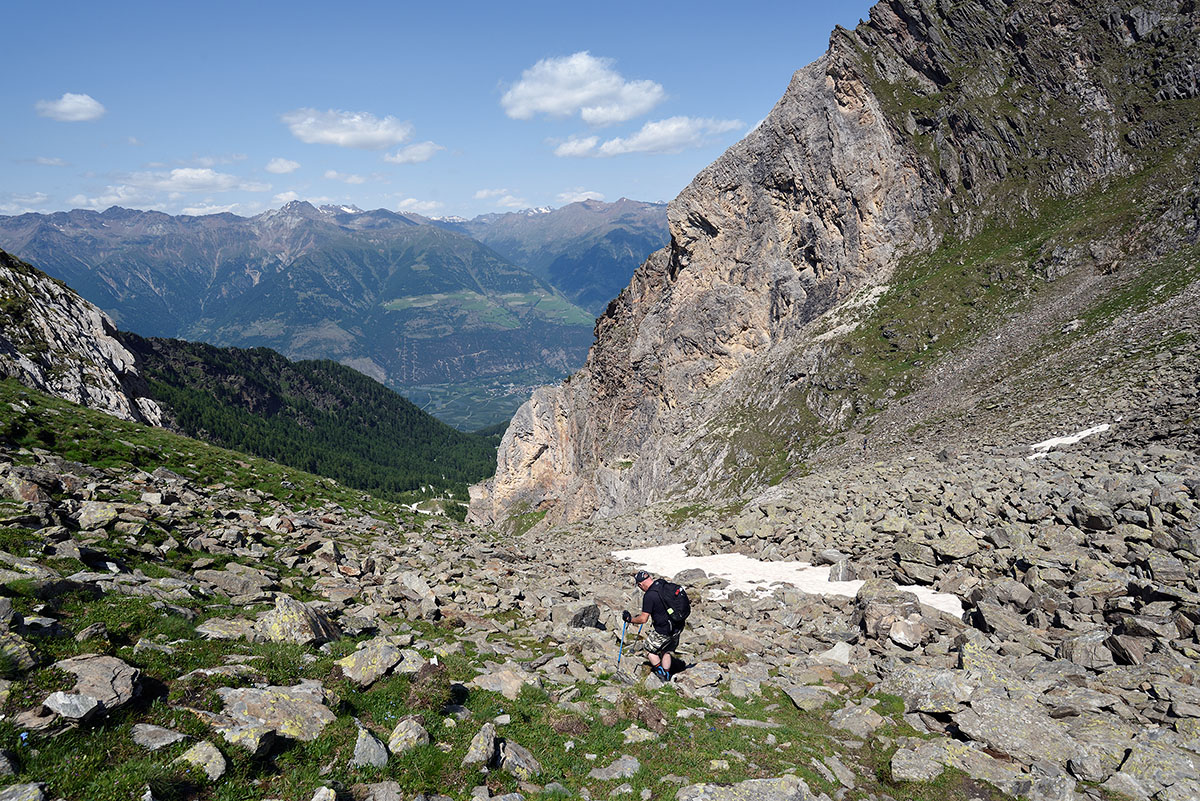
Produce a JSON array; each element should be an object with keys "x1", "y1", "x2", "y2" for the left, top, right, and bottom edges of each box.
[{"x1": 616, "y1": 619, "x2": 628, "y2": 671}]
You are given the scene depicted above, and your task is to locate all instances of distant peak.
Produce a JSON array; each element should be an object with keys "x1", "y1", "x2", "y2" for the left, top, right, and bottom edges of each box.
[{"x1": 319, "y1": 204, "x2": 363, "y2": 215}]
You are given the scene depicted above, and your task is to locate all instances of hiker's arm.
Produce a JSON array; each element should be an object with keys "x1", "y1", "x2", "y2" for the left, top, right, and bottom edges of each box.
[{"x1": 629, "y1": 611, "x2": 650, "y2": 625}]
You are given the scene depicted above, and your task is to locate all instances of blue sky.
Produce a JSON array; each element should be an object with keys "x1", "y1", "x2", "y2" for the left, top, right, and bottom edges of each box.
[{"x1": 3, "y1": 1, "x2": 875, "y2": 219}]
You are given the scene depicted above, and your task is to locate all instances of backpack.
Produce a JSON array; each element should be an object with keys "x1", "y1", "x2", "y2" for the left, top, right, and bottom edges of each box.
[{"x1": 654, "y1": 580, "x2": 691, "y2": 628}]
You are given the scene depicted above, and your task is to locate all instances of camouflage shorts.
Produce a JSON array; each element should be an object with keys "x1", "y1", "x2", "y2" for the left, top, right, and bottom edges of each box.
[{"x1": 644, "y1": 627, "x2": 680, "y2": 656}]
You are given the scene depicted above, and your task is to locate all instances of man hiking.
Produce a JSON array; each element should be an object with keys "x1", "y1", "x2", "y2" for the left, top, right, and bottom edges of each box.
[{"x1": 623, "y1": 570, "x2": 682, "y2": 682}]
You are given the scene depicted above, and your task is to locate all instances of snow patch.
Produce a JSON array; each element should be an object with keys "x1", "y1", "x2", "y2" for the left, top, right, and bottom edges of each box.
[
  {"x1": 612, "y1": 543, "x2": 963, "y2": 617},
  {"x1": 1028, "y1": 424, "x2": 1111, "y2": 459}
]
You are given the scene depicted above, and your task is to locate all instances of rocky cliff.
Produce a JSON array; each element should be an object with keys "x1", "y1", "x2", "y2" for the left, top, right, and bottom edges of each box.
[
  {"x1": 0, "y1": 250, "x2": 162, "y2": 425},
  {"x1": 472, "y1": 0, "x2": 1200, "y2": 528}
]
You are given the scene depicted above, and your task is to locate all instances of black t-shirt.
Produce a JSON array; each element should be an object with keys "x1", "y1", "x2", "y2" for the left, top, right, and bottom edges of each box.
[{"x1": 641, "y1": 580, "x2": 673, "y2": 635}]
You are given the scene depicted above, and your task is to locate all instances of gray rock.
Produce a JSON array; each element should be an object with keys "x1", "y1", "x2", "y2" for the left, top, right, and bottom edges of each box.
[
  {"x1": 387, "y1": 716, "x2": 430, "y2": 754},
  {"x1": 355, "y1": 782, "x2": 404, "y2": 801},
  {"x1": 174, "y1": 740, "x2": 226, "y2": 782},
  {"x1": 676, "y1": 774, "x2": 816, "y2": 800},
  {"x1": 215, "y1": 681, "x2": 336, "y2": 742},
  {"x1": 336, "y1": 638, "x2": 402, "y2": 687},
  {"x1": 953, "y1": 696, "x2": 1083, "y2": 767},
  {"x1": 352, "y1": 725, "x2": 390, "y2": 768},
  {"x1": 43, "y1": 690, "x2": 100, "y2": 722},
  {"x1": 782, "y1": 684, "x2": 834, "y2": 711},
  {"x1": 471, "y1": 666, "x2": 539, "y2": 700},
  {"x1": 878, "y1": 664, "x2": 974, "y2": 713},
  {"x1": 252, "y1": 594, "x2": 340, "y2": 645},
  {"x1": 221, "y1": 724, "x2": 275, "y2": 758},
  {"x1": 0, "y1": 784, "x2": 46, "y2": 801},
  {"x1": 588, "y1": 754, "x2": 640, "y2": 780},
  {"x1": 830, "y1": 703, "x2": 884, "y2": 737},
  {"x1": 891, "y1": 746, "x2": 945, "y2": 781},
  {"x1": 499, "y1": 740, "x2": 541, "y2": 780},
  {"x1": 462, "y1": 722, "x2": 498, "y2": 767},
  {"x1": 132, "y1": 723, "x2": 187, "y2": 751},
  {"x1": 54, "y1": 654, "x2": 140, "y2": 712},
  {"x1": 0, "y1": 632, "x2": 39, "y2": 673}
]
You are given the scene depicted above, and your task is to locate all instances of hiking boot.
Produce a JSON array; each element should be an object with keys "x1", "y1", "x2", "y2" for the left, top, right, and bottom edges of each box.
[{"x1": 654, "y1": 666, "x2": 670, "y2": 682}]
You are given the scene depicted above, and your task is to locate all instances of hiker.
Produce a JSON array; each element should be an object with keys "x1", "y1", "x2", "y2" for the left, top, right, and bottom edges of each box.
[{"x1": 623, "y1": 570, "x2": 681, "y2": 682}]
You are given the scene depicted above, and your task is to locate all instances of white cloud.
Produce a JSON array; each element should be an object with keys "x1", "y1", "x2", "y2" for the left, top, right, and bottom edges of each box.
[
  {"x1": 497, "y1": 195, "x2": 528, "y2": 208},
  {"x1": 557, "y1": 116, "x2": 743, "y2": 158},
  {"x1": 273, "y1": 191, "x2": 301, "y2": 204},
  {"x1": 323, "y1": 170, "x2": 367, "y2": 184},
  {"x1": 266, "y1": 157, "x2": 301, "y2": 174},
  {"x1": 34, "y1": 156, "x2": 69, "y2": 167},
  {"x1": 473, "y1": 188, "x2": 510, "y2": 200},
  {"x1": 384, "y1": 141, "x2": 444, "y2": 164},
  {"x1": 35, "y1": 92, "x2": 106, "y2": 122},
  {"x1": 68, "y1": 185, "x2": 152, "y2": 209},
  {"x1": 553, "y1": 136, "x2": 599, "y2": 157},
  {"x1": 0, "y1": 192, "x2": 51, "y2": 214},
  {"x1": 502, "y1": 52, "x2": 664, "y2": 126},
  {"x1": 282, "y1": 108, "x2": 413, "y2": 150},
  {"x1": 132, "y1": 167, "x2": 269, "y2": 193},
  {"x1": 557, "y1": 188, "x2": 605, "y2": 203},
  {"x1": 69, "y1": 168, "x2": 269, "y2": 210},
  {"x1": 186, "y1": 153, "x2": 247, "y2": 167},
  {"x1": 395, "y1": 198, "x2": 444, "y2": 214},
  {"x1": 127, "y1": 137, "x2": 143, "y2": 146}
]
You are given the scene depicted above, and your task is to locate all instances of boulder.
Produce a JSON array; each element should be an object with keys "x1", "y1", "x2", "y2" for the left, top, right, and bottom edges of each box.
[
  {"x1": 588, "y1": 754, "x2": 640, "y2": 780},
  {"x1": 387, "y1": 717, "x2": 430, "y2": 754},
  {"x1": 0, "y1": 784, "x2": 46, "y2": 801},
  {"x1": 174, "y1": 740, "x2": 226, "y2": 782},
  {"x1": 471, "y1": 666, "x2": 539, "y2": 700},
  {"x1": 462, "y1": 722, "x2": 497, "y2": 767},
  {"x1": 252, "y1": 595, "x2": 340, "y2": 645},
  {"x1": 953, "y1": 695, "x2": 1083, "y2": 767},
  {"x1": 352, "y1": 725, "x2": 390, "y2": 768},
  {"x1": 336, "y1": 638, "x2": 402, "y2": 687},
  {"x1": 499, "y1": 740, "x2": 541, "y2": 780},
  {"x1": 215, "y1": 681, "x2": 336, "y2": 742},
  {"x1": 676, "y1": 774, "x2": 816, "y2": 801},
  {"x1": 54, "y1": 654, "x2": 140, "y2": 712},
  {"x1": 43, "y1": 691, "x2": 100, "y2": 722},
  {"x1": 891, "y1": 745, "x2": 945, "y2": 781},
  {"x1": 878, "y1": 664, "x2": 974, "y2": 713},
  {"x1": 132, "y1": 724, "x2": 187, "y2": 751},
  {"x1": 854, "y1": 580, "x2": 921, "y2": 639}
]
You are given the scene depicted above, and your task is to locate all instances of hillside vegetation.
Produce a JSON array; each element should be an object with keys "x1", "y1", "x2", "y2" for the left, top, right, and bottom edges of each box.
[{"x1": 119, "y1": 333, "x2": 498, "y2": 511}]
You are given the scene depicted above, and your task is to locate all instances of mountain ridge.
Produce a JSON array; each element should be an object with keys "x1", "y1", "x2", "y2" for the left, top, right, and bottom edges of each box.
[
  {"x1": 470, "y1": 0, "x2": 1200, "y2": 527},
  {"x1": 0, "y1": 203, "x2": 600, "y2": 428}
]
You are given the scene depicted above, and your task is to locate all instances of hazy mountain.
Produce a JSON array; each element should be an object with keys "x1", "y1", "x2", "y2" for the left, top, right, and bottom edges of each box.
[
  {"x1": 438, "y1": 198, "x2": 669, "y2": 314},
  {"x1": 0, "y1": 202, "x2": 595, "y2": 429}
]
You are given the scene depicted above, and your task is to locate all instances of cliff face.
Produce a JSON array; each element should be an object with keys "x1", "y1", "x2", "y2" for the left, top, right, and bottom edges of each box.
[
  {"x1": 471, "y1": 0, "x2": 1200, "y2": 528},
  {"x1": 0, "y1": 250, "x2": 162, "y2": 425}
]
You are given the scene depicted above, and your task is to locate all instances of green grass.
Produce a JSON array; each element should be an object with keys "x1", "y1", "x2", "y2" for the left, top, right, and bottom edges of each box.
[{"x1": 0, "y1": 378, "x2": 414, "y2": 524}]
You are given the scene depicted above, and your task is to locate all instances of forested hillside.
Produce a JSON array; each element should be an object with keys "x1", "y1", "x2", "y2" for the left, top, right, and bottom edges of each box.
[{"x1": 120, "y1": 333, "x2": 497, "y2": 509}]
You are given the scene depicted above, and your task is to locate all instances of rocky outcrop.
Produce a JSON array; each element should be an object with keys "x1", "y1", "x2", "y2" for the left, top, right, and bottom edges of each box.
[
  {"x1": 471, "y1": 0, "x2": 1200, "y2": 527},
  {"x1": 0, "y1": 250, "x2": 161, "y2": 424}
]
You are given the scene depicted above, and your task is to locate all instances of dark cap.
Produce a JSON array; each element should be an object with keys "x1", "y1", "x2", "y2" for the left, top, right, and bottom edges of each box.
[{"x1": 633, "y1": 570, "x2": 651, "y2": 584}]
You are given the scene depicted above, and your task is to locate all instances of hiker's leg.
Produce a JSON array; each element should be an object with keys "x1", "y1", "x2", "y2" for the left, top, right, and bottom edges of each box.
[
  {"x1": 661, "y1": 652, "x2": 672, "y2": 672},
  {"x1": 647, "y1": 653, "x2": 661, "y2": 668}
]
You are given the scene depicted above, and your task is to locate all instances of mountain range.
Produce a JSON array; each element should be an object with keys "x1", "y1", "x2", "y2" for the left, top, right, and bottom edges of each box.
[
  {"x1": 437, "y1": 198, "x2": 668, "y2": 315},
  {"x1": 0, "y1": 199, "x2": 667, "y2": 429},
  {"x1": 0, "y1": 248, "x2": 497, "y2": 508}
]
